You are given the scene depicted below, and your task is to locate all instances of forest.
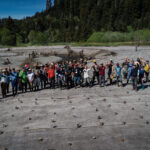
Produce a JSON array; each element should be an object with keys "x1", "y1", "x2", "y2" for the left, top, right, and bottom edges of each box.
[{"x1": 0, "y1": 0, "x2": 150, "y2": 46}]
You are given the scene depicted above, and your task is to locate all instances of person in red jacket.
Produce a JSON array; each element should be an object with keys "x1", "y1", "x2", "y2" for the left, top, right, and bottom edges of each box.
[
  {"x1": 48, "y1": 65, "x2": 55, "y2": 89},
  {"x1": 99, "y1": 63, "x2": 105, "y2": 87}
]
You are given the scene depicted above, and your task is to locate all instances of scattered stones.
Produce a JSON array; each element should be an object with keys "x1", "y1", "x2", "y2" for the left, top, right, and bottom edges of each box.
[
  {"x1": 38, "y1": 138, "x2": 44, "y2": 142},
  {"x1": 97, "y1": 116, "x2": 102, "y2": 120},
  {"x1": 103, "y1": 98, "x2": 107, "y2": 102},
  {"x1": 140, "y1": 115, "x2": 144, "y2": 119},
  {"x1": 96, "y1": 108, "x2": 99, "y2": 112},
  {"x1": 114, "y1": 112, "x2": 118, "y2": 115},
  {"x1": 123, "y1": 101, "x2": 127, "y2": 104},
  {"x1": 68, "y1": 142, "x2": 72, "y2": 146},
  {"x1": 73, "y1": 115, "x2": 77, "y2": 118},
  {"x1": 108, "y1": 104, "x2": 111, "y2": 108},
  {"x1": 3, "y1": 123, "x2": 8, "y2": 128},
  {"x1": 15, "y1": 106, "x2": 20, "y2": 110},
  {"x1": 92, "y1": 136, "x2": 97, "y2": 139},
  {"x1": 100, "y1": 122, "x2": 104, "y2": 126},
  {"x1": 29, "y1": 117, "x2": 32, "y2": 121},
  {"x1": 35, "y1": 102, "x2": 38, "y2": 105},
  {"x1": 71, "y1": 106, "x2": 75, "y2": 110},
  {"x1": 77, "y1": 124, "x2": 82, "y2": 128},
  {"x1": 122, "y1": 122, "x2": 126, "y2": 125},
  {"x1": 146, "y1": 121, "x2": 149, "y2": 125},
  {"x1": 0, "y1": 130, "x2": 4, "y2": 135},
  {"x1": 53, "y1": 125, "x2": 57, "y2": 128},
  {"x1": 69, "y1": 100, "x2": 72, "y2": 104},
  {"x1": 51, "y1": 119, "x2": 56, "y2": 123}
]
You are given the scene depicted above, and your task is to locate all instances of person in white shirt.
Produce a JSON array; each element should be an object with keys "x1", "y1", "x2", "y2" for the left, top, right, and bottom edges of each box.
[
  {"x1": 83, "y1": 65, "x2": 91, "y2": 87},
  {"x1": 27, "y1": 69, "x2": 34, "y2": 91}
]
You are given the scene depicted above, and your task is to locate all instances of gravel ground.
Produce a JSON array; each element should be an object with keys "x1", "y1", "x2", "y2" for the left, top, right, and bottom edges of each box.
[{"x1": 0, "y1": 46, "x2": 150, "y2": 150}]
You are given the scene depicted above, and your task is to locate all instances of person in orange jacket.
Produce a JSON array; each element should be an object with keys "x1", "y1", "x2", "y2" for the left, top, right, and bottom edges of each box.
[{"x1": 48, "y1": 65, "x2": 55, "y2": 89}]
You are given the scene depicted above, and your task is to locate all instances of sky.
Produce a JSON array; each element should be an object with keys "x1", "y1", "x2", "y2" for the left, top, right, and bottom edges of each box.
[{"x1": 0, "y1": 0, "x2": 47, "y2": 19}]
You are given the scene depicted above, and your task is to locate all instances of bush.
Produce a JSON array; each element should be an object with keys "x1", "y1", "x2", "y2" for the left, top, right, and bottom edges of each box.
[{"x1": 87, "y1": 29, "x2": 150, "y2": 43}]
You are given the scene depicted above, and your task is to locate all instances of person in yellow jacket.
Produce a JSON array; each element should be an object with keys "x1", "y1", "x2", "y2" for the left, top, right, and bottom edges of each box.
[{"x1": 144, "y1": 60, "x2": 149, "y2": 82}]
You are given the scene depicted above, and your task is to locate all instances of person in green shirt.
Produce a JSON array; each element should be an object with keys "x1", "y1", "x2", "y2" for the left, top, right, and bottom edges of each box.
[{"x1": 19, "y1": 67, "x2": 27, "y2": 93}]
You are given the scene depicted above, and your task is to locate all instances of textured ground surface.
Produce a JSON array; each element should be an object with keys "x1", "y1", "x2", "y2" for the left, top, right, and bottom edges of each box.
[{"x1": 0, "y1": 46, "x2": 150, "y2": 150}]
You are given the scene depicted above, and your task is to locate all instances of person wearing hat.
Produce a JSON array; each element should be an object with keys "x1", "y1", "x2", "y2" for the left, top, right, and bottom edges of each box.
[
  {"x1": 91, "y1": 59, "x2": 100, "y2": 86},
  {"x1": 144, "y1": 60, "x2": 149, "y2": 82}
]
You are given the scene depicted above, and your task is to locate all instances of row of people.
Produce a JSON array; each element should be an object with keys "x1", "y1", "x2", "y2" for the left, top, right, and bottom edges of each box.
[{"x1": 0, "y1": 58, "x2": 149, "y2": 98}]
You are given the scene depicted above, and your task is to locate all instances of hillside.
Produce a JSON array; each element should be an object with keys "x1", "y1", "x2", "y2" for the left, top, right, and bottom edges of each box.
[{"x1": 0, "y1": 0, "x2": 150, "y2": 46}]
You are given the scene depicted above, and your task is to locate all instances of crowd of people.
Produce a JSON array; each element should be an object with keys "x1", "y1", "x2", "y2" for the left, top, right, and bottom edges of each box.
[{"x1": 0, "y1": 57, "x2": 149, "y2": 98}]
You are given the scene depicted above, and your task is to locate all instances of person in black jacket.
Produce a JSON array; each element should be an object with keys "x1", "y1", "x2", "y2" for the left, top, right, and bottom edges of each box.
[{"x1": 131, "y1": 64, "x2": 138, "y2": 91}]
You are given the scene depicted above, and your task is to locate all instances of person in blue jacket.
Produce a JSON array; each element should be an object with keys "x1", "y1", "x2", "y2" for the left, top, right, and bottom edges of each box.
[{"x1": 10, "y1": 68, "x2": 18, "y2": 96}]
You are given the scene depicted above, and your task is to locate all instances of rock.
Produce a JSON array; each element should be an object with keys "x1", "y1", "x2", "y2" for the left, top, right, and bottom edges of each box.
[
  {"x1": 122, "y1": 122, "x2": 126, "y2": 125},
  {"x1": 35, "y1": 98, "x2": 38, "y2": 101},
  {"x1": 54, "y1": 112, "x2": 57, "y2": 115},
  {"x1": 146, "y1": 121, "x2": 149, "y2": 125},
  {"x1": 15, "y1": 106, "x2": 19, "y2": 110},
  {"x1": 140, "y1": 115, "x2": 144, "y2": 119},
  {"x1": 114, "y1": 112, "x2": 118, "y2": 115},
  {"x1": 67, "y1": 96, "x2": 70, "y2": 100},
  {"x1": 123, "y1": 101, "x2": 127, "y2": 104},
  {"x1": 100, "y1": 122, "x2": 104, "y2": 126},
  {"x1": 97, "y1": 116, "x2": 102, "y2": 120},
  {"x1": 71, "y1": 106, "x2": 75, "y2": 110},
  {"x1": 77, "y1": 124, "x2": 82, "y2": 128},
  {"x1": 68, "y1": 142, "x2": 72, "y2": 146},
  {"x1": 35, "y1": 102, "x2": 38, "y2": 105},
  {"x1": 0, "y1": 130, "x2": 4, "y2": 135},
  {"x1": 108, "y1": 104, "x2": 111, "y2": 107},
  {"x1": 145, "y1": 103, "x2": 148, "y2": 107},
  {"x1": 96, "y1": 108, "x2": 99, "y2": 112},
  {"x1": 3, "y1": 123, "x2": 8, "y2": 128},
  {"x1": 38, "y1": 138, "x2": 44, "y2": 142},
  {"x1": 73, "y1": 115, "x2": 77, "y2": 118},
  {"x1": 131, "y1": 107, "x2": 135, "y2": 110},
  {"x1": 103, "y1": 98, "x2": 107, "y2": 102},
  {"x1": 53, "y1": 125, "x2": 57, "y2": 128},
  {"x1": 29, "y1": 117, "x2": 32, "y2": 120},
  {"x1": 69, "y1": 100, "x2": 72, "y2": 104},
  {"x1": 51, "y1": 119, "x2": 56, "y2": 123},
  {"x1": 11, "y1": 114, "x2": 14, "y2": 117},
  {"x1": 92, "y1": 136, "x2": 97, "y2": 139},
  {"x1": 127, "y1": 91, "x2": 129, "y2": 94}
]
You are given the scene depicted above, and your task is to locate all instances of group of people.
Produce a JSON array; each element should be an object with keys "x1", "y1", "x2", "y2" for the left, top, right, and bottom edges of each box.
[{"x1": 0, "y1": 57, "x2": 149, "y2": 98}]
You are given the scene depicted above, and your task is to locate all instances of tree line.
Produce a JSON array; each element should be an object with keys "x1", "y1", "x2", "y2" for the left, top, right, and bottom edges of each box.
[{"x1": 0, "y1": 0, "x2": 150, "y2": 46}]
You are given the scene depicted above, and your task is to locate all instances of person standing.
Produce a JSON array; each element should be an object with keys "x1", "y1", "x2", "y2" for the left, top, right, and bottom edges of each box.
[
  {"x1": 48, "y1": 65, "x2": 55, "y2": 89},
  {"x1": 131, "y1": 64, "x2": 138, "y2": 91},
  {"x1": 144, "y1": 60, "x2": 149, "y2": 82},
  {"x1": 27, "y1": 69, "x2": 34, "y2": 92},
  {"x1": 10, "y1": 68, "x2": 18, "y2": 96},
  {"x1": 115, "y1": 63, "x2": 122, "y2": 86},
  {"x1": 91, "y1": 60, "x2": 99, "y2": 86},
  {"x1": 19, "y1": 67, "x2": 27, "y2": 93},
  {"x1": 99, "y1": 63, "x2": 105, "y2": 87},
  {"x1": 139, "y1": 66, "x2": 145, "y2": 90},
  {"x1": 83, "y1": 65, "x2": 91, "y2": 87}
]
